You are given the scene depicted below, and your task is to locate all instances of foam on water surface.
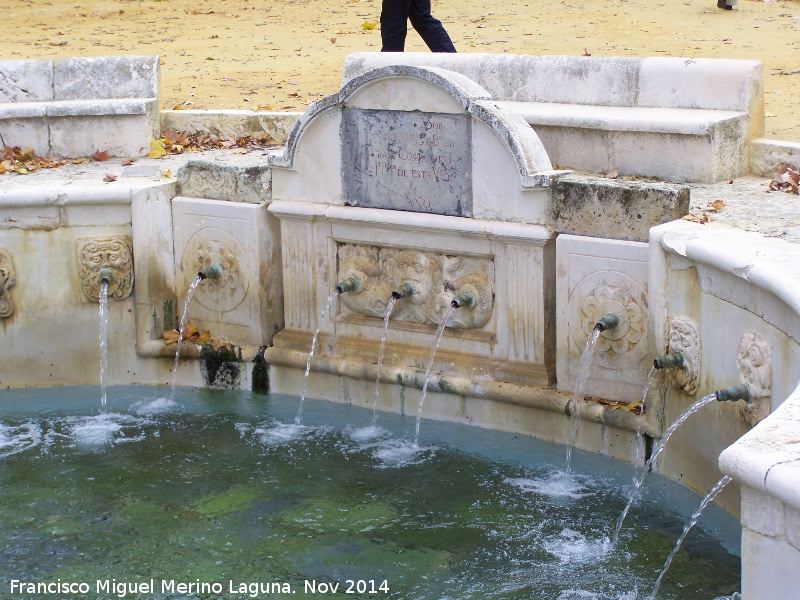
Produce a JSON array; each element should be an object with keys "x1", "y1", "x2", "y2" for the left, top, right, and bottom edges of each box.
[
  {"x1": 0, "y1": 421, "x2": 41, "y2": 458},
  {"x1": 509, "y1": 469, "x2": 595, "y2": 500}
]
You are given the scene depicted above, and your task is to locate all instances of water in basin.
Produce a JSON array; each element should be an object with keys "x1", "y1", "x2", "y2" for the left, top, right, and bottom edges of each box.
[{"x1": 0, "y1": 387, "x2": 740, "y2": 599}]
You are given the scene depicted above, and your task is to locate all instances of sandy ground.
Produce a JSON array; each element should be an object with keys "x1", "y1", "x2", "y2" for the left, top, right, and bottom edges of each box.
[{"x1": 2, "y1": 0, "x2": 799, "y2": 140}]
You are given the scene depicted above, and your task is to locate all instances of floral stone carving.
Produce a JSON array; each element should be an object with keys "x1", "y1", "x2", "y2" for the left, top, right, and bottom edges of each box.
[
  {"x1": 0, "y1": 248, "x2": 16, "y2": 318},
  {"x1": 568, "y1": 272, "x2": 648, "y2": 369},
  {"x1": 337, "y1": 245, "x2": 494, "y2": 330},
  {"x1": 666, "y1": 316, "x2": 701, "y2": 395},
  {"x1": 76, "y1": 236, "x2": 134, "y2": 302},
  {"x1": 185, "y1": 233, "x2": 247, "y2": 313},
  {"x1": 737, "y1": 331, "x2": 772, "y2": 426}
]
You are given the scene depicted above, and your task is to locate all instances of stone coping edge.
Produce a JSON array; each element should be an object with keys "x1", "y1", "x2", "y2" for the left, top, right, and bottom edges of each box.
[
  {"x1": 268, "y1": 200, "x2": 554, "y2": 242},
  {"x1": 654, "y1": 220, "x2": 800, "y2": 342},
  {"x1": 750, "y1": 138, "x2": 800, "y2": 177},
  {"x1": 652, "y1": 220, "x2": 800, "y2": 512},
  {"x1": 264, "y1": 346, "x2": 658, "y2": 437},
  {"x1": 0, "y1": 180, "x2": 157, "y2": 208},
  {"x1": 160, "y1": 109, "x2": 302, "y2": 144},
  {"x1": 719, "y1": 385, "x2": 800, "y2": 512}
]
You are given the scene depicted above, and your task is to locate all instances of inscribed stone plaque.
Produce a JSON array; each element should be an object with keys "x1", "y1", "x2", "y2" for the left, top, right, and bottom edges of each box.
[{"x1": 342, "y1": 108, "x2": 472, "y2": 217}]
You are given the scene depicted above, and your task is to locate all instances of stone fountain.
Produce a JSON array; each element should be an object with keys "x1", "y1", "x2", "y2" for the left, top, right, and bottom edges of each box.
[{"x1": 1, "y1": 52, "x2": 799, "y2": 598}]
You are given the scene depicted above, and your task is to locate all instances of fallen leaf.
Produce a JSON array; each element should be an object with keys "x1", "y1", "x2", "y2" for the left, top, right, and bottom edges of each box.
[
  {"x1": 604, "y1": 168, "x2": 619, "y2": 179},
  {"x1": 122, "y1": 159, "x2": 136, "y2": 166},
  {"x1": 147, "y1": 138, "x2": 167, "y2": 159},
  {"x1": 91, "y1": 149, "x2": 111, "y2": 161},
  {"x1": 160, "y1": 329, "x2": 180, "y2": 344},
  {"x1": 159, "y1": 169, "x2": 172, "y2": 178},
  {"x1": 706, "y1": 200, "x2": 725, "y2": 211},
  {"x1": 768, "y1": 165, "x2": 800, "y2": 194},
  {"x1": 583, "y1": 48, "x2": 591, "y2": 56},
  {"x1": 171, "y1": 104, "x2": 184, "y2": 110},
  {"x1": 682, "y1": 213, "x2": 710, "y2": 224},
  {"x1": 330, "y1": 38, "x2": 337, "y2": 44},
  {"x1": 103, "y1": 173, "x2": 117, "y2": 182},
  {"x1": 361, "y1": 20, "x2": 377, "y2": 30},
  {"x1": 612, "y1": 400, "x2": 642, "y2": 413},
  {"x1": 49, "y1": 41, "x2": 68, "y2": 46}
]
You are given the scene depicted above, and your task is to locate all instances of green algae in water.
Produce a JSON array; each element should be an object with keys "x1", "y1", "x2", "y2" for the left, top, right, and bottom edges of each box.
[{"x1": 0, "y1": 387, "x2": 740, "y2": 600}]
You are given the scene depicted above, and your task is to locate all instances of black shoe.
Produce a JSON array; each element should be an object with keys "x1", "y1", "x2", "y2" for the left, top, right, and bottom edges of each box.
[{"x1": 717, "y1": 0, "x2": 733, "y2": 8}]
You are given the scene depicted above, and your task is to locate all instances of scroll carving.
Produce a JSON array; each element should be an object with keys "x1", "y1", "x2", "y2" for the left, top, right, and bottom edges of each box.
[
  {"x1": 0, "y1": 248, "x2": 16, "y2": 318},
  {"x1": 737, "y1": 332, "x2": 772, "y2": 426}
]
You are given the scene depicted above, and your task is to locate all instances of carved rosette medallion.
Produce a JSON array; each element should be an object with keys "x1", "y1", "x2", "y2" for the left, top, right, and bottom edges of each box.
[
  {"x1": 737, "y1": 332, "x2": 772, "y2": 426},
  {"x1": 666, "y1": 316, "x2": 701, "y2": 395},
  {"x1": 76, "y1": 236, "x2": 134, "y2": 302},
  {"x1": 184, "y1": 229, "x2": 247, "y2": 313},
  {"x1": 336, "y1": 245, "x2": 494, "y2": 330},
  {"x1": 0, "y1": 248, "x2": 16, "y2": 318},
  {"x1": 568, "y1": 272, "x2": 647, "y2": 369}
]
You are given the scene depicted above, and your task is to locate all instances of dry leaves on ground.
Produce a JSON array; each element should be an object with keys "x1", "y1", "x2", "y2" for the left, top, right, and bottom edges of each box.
[
  {"x1": 0, "y1": 145, "x2": 69, "y2": 174},
  {"x1": 147, "y1": 130, "x2": 278, "y2": 158},
  {"x1": 160, "y1": 321, "x2": 232, "y2": 350},
  {"x1": 587, "y1": 396, "x2": 643, "y2": 416},
  {"x1": 768, "y1": 165, "x2": 799, "y2": 194},
  {"x1": 682, "y1": 213, "x2": 711, "y2": 224}
]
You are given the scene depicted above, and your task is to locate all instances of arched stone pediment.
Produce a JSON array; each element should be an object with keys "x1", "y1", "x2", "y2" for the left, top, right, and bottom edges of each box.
[{"x1": 268, "y1": 65, "x2": 566, "y2": 222}]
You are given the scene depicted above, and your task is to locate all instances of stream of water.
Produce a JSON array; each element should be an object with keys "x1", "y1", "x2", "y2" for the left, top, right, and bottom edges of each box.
[
  {"x1": 613, "y1": 392, "x2": 720, "y2": 546},
  {"x1": 566, "y1": 327, "x2": 602, "y2": 473},
  {"x1": 170, "y1": 274, "x2": 203, "y2": 401},
  {"x1": 414, "y1": 305, "x2": 456, "y2": 447},
  {"x1": 371, "y1": 296, "x2": 398, "y2": 428},
  {"x1": 296, "y1": 289, "x2": 340, "y2": 425},
  {"x1": 98, "y1": 280, "x2": 109, "y2": 409},
  {"x1": 634, "y1": 366, "x2": 660, "y2": 467},
  {"x1": 648, "y1": 475, "x2": 734, "y2": 600}
]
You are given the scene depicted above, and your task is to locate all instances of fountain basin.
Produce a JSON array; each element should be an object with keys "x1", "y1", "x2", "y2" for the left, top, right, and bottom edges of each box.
[{"x1": 0, "y1": 386, "x2": 741, "y2": 600}]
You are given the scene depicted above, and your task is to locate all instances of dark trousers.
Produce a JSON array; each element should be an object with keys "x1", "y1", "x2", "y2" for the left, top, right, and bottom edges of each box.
[{"x1": 380, "y1": 0, "x2": 457, "y2": 53}]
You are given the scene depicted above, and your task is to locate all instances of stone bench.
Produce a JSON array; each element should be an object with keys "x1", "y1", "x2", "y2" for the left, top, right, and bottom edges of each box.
[
  {"x1": 0, "y1": 55, "x2": 159, "y2": 158},
  {"x1": 343, "y1": 53, "x2": 764, "y2": 183}
]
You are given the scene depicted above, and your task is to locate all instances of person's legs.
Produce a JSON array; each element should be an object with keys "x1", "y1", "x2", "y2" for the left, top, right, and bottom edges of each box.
[
  {"x1": 380, "y1": 0, "x2": 412, "y2": 51},
  {"x1": 408, "y1": 0, "x2": 456, "y2": 52}
]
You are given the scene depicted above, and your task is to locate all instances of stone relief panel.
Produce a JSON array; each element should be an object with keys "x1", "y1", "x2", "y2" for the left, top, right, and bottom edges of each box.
[
  {"x1": 568, "y1": 273, "x2": 647, "y2": 370},
  {"x1": 172, "y1": 198, "x2": 277, "y2": 347},
  {"x1": 76, "y1": 236, "x2": 134, "y2": 302},
  {"x1": 737, "y1": 331, "x2": 772, "y2": 426},
  {"x1": 184, "y1": 232, "x2": 247, "y2": 314},
  {"x1": 0, "y1": 248, "x2": 16, "y2": 318},
  {"x1": 666, "y1": 315, "x2": 701, "y2": 395},
  {"x1": 337, "y1": 244, "x2": 494, "y2": 330},
  {"x1": 556, "y1": 235, "x2": 649, "y2": 401}
]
